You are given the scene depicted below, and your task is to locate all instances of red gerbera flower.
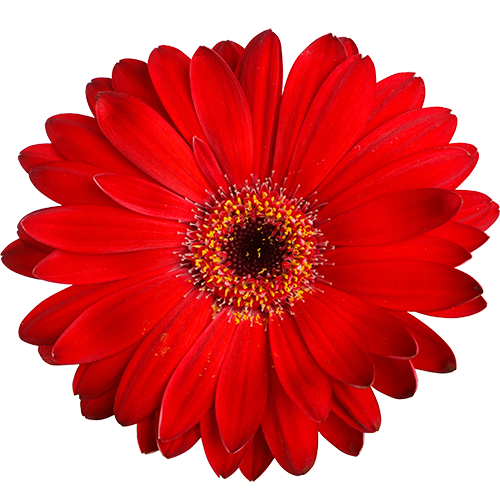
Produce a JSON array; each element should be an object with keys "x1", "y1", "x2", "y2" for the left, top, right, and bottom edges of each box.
[{"x1": 2, "y1": 30, "x2": 497, "y2": 480}]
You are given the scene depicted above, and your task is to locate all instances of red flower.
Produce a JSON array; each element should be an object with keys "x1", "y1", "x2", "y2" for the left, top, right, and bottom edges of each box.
[{"x1": 2, "y1": 30, "x2": 497, "y2": 480}]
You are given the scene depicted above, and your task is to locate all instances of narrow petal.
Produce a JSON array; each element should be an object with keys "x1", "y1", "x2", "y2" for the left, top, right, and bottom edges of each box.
[
  {"x1": 285, "y1": 56, "x2": 376, "y2": 198},
  {"x1": 272, "y1": 34, "x2": 348, "y2": 183},
  {"x1": 325, "y1": 235, "x2": 471, "y2": 268},
  {"x1": 321, "y1": 189, "x2": 462, "y2": 246},
  {"x1": 158, "y1": 423, "x2": 201, "y2": 459},
  {"x1": 239, "y1": 427, "x2": 274, "y2": 481},
  {"x1": 192, "y1": 137, "x2": 230, "y2": 192},
  {"x1": 318, "y1": 411, "x2": 364, "y2": 456},
  {"x1": 269, "y1": 311, "x2": 332, "y2": 422},
  {"x1": 22, "y1": 205, "x2": 186, "y2": 253},
  {"x1": 95, "y1": 92, "x2": 211, "y2": 202},
  {"x1": 94, "y1": 173, "x2": 195, "y2": 221},
  {"x1": 148, "y1": 46, "x2": 206, "y2": 143},
  {"x1": 330, "y1": 379, "x2": 381, "y2": 433},
  {"x1": 321, "y1": 261, "x2": 483, "y2": 311},
  {"x1": 80, "y1": 388, "x2": 116, "y2": 420},
  {"x1": 201, "y1": 407, "x2": 249, "y2": 478},
  {"x1": 45, "y1": 114, "x2": 144, "y2": 177},
  {"x1": 261, "y1": 369, "x2": 318, "y2": 476},
  {"x1": 29, "y1": 162, "x2": 118, "y2": 206},
  {"x1": 236, "y1": 30, "x2": 282, "y2": 178},
  {"x1": 423, "y1": 296, "x2": 487, "y2": 319},
  {"x1": 372, "y1": 356, "x2": 418, "y2": 399},
  {"x1": 114, "y1": 293, "x2": 213, "y2": 426},
  {"x1": 216, "y1": 320, "x2": 269, "y2": 453},
  {"x1": 159, "y1": 311, "x2": 236, "y2": 442},
  {"x1": 137, "y1": 413, "x2": 159, "y2": 454},
  {"x1": 1, "y1": 239, "x2": 49, "y2": 278},
  {"x1": 427, "y1": 221, "x2": 489, "y2": 252},
  {"x1": 190, "y1": 46, "x2": 254, "y2": 187},
  {"x1": 318, "y1": 107, "x2": 457, "y2": 202},
  {"x1": 19, "y1": 143, "x2": 64, "y2": 173},
  {"x1": 52, "y1": 271, "x2": 193, "y2": 364},
  {"x1": 293, "y1": 293, "x2": 374, "y2": 388},
  {"x1": 390, "y1": 312, "x2": 456, "y2": 373},
  {"x1": 86, "y1": 77, "x2": 113, "y2": 117},
  {"x1": 34, "y1": 248, "x2": 179, "y2": 285},
  {"x1": 213, "y1": 40, "x2": 244, "y2": 71}
]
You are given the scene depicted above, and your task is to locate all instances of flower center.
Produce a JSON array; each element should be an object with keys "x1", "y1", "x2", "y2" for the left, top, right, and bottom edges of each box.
[{"x1": 185, "y1": 182, "x2": 321, "y2": 322}]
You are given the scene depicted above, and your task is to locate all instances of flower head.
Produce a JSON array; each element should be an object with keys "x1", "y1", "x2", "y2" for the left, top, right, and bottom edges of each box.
[{"x1": 2, "y1": 30, "x2": 497, "y2": 480}]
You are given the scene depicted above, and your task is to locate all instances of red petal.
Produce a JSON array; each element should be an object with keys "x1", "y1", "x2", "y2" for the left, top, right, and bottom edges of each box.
[
  {"x1": 45, "y1": 114, "x2": 144, "y2": 177},
  {"x1": 236, "y1": 30, "x2": 282, "y2": 178},
  {"x1": 192, "y1": 137, "x2": 230, "y2": 193},
  {"x1": 201, "y1": 407, "x2": 249, "y2": 478},
  {"x1": 216, "y1": 321, "x2": 269, "y2": 453},
  {"x1": 96, "y1": 92, "x2": 211, "y2": 202},
  {"x1": 74, "y1": 341, "x2": 140, "y2": 399},
  {"x1": 272, "y1": 34, "x2": 347, "y2": 183},
  {"x1": 321, "y1": 189, "x2": 461, "y2": 246},
  {"x1": 390, "y1": 312, "x2": 456, "y2": 373},
  {"x1": 80, "y1": 388, "x2": 116, "y2": 420},
  {"x1": 239, "y1": 427, "x2": 274, "y2": 481},
  {"x1": 318, "y1": 411, "x2": 364, "y2": 456},
  {"x1": 1, "y1": 239, "x2": 49, "y2": 278},
  {"x1": 339, "y1": 37, "x2": 359, "y2": 56},
  {"x1": 372, "y1": 356, "x2": 418, "y2": 399},
  {"x1": 190, "y1": 47, "x2": 254, "y2": 187},
  {"x1": 261, "y1": 369, "x2": 318, "y2": 476},
  {"x1": 453, "y1": 190, "x2": 493, "y2": 225},
  {"x1": 52, "y1": 271, "x2": 193, "y2": 364},
  {"x1": 325, "y1": 235, "x2": 471, "y2": 268},
  {"x1": 94, "y1": 173, "x2": 195, "y2": 221},
  {"x1": 269, "y1": 311, "x2": 332, "y2": 422},
  {"x1": 318, "y1": 107, "x2": 457, "y2": 202},
  {"x1": 29, "y1": 162, "x2": 117, "y2": 206},
  {"x1": 321, "y1": 261, "x2": 483, "y2": 312},
  {"x1": 111, "y1": 58, "x2": 172, "y2": 122},
  {"x1": 474, "y1": 202, "x2": 499, "y2": 231},
  {"x1": 317, "y1": 283, "x2": 417, "y2": 359},
  {"x1": 148, "y1": 46, "x2": 206, "y2": 143},
  {"x1": 38, "y1": 345, "x2": 60, "y2": 365},
  {"x1": 159, "y1": 311, "x2": 236, "y2": 441},
  {"x1": 137, "y1": 413, "x2": 159, "y2": 454},
  {"x1": 22, "y1": 205, "x2": 186, "y2": 253},
  {"x1": 114, "y1": 293, "x2": 213, "y2": 426},
  {"x1": 212, "y1": 40, "x2": 244, "y2": 71},
  {"x1": 330, "y1": 379, "x2": 381, "y2": 433},
  {"x1": 285, "y1": 56, "x2": 376, "y2": 198},
  {"x1": 19, "y1": 143, "x2": 64, "y2": 173},
  {"x1": 427, "y1": 221, "x2": 489, "y2": 252},
  {"x1": 423, "y1": 296, "x2": 487, "y2": 319},
  {"x1": 158, "y1": 423, "x2": 201, "y2": 459},
  {"x1": 293, "y1": 293, "x2": 374, "y2": 388},
  {"x1": 17, "y1": 224, "x2": 54, "y2": 253},
  {"x1": 86, "y1": 77, "x2": 113, "y2": 117}
]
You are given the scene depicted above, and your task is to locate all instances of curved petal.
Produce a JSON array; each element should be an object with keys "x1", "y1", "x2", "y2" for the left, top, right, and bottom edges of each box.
[
  {"x1": 236, "y1": 30, "x2": 282, "y2": 178},
  {"x1": 21, "y1": 205, "x2": 186, "y2": 254},
  {"x1": 190, "y1": 46, "x2": 254, "y2": 187},
  {"x1": 95, "y1": 92, "x2": 211, "y2": 202},
  {"x1": 269, "y1": 311, "x2": 332, "y2": 422},
  {"x1": 318, "y1": 411, "x2": 364, "y2": 456},
  {"x1": 285, "y1": 56, "x2": 376, "y2": 198},
  {"x1": 148, "y1": 46, "x2": 206, "y2": 143},
  {"x1": 86, "y1": 77, "x2": 113, "y2": 117},
  {"x1": 427, "y1": 221, "x2": 489, "y2": 252},
  {"x1": 192, "y1": 137, "x2": 230, "y2": 192},
  {"x1": 158, "y1": 421, "x2": 201, "y2": 459},
  {"x1": 19, "y1": 143, "x2": 64, "y2": 173},
  {"x1": 321, "y1": 261, "x2": 483, "y2": 312},
  {"x1": 213, "y1": 40, "x2": 244, "y2": 71},
  {"x1": 216, "y1": 320, "x2": 269, "y2": 453},
  {"x1": 321, "y1": 189, "x2": 462, "y2": 246},
  {"x1": 159, "y1": 311, "x2": 236, "y2": 442},
  {"x1": 261, "y1": 369, "x2": 318, "y2": 476},
  {"x1": 52, "y1": 270, "x2": 193, "y2": 364},
  {"x1": 389, "y1": 312, "x2": 456, "y2": 373},
  {"x1": 136, "y1": 413, "x2": 159, "y2": 454},
  {"x1": 80, "y1": 388, "x2": 116, "y2": 420},
  {"x1": 1, "y1": 239, "x2": 49, "y2": 279},
  {"x1": 372, "y1": 356, "x2": 418, "y2": 399},
  {"x1": 239, "y1": 427, "x2": 274, "y2": 481},
  {"x1": 452, "y1": 190, "x2": 494, "y2": 225},
  {"x1": 422, "y1": 296, "x2": 487, "y2": 318},
  {"x1": 272, "y1": 34, "x2": 347, "y2": 183},
  {"x1": 94, "y1": 173, "x2": 195, "y2": 221},
  {"x1": 34, "y1": 248, "x2": 180, "y2": 284},
  {"x1": 114, "y1": 292, "x2": 213, "y2": 426}
]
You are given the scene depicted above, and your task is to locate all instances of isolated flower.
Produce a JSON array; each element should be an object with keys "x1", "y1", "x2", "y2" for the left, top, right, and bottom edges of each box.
[{"x1": 2, "y1": 30, "x2": 498, "y2": 480}]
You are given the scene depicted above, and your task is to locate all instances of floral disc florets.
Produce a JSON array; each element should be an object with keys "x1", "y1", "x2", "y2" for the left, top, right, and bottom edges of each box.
[{"x1": 186, "y1": 182, "x2": 321, "y2": 321}]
